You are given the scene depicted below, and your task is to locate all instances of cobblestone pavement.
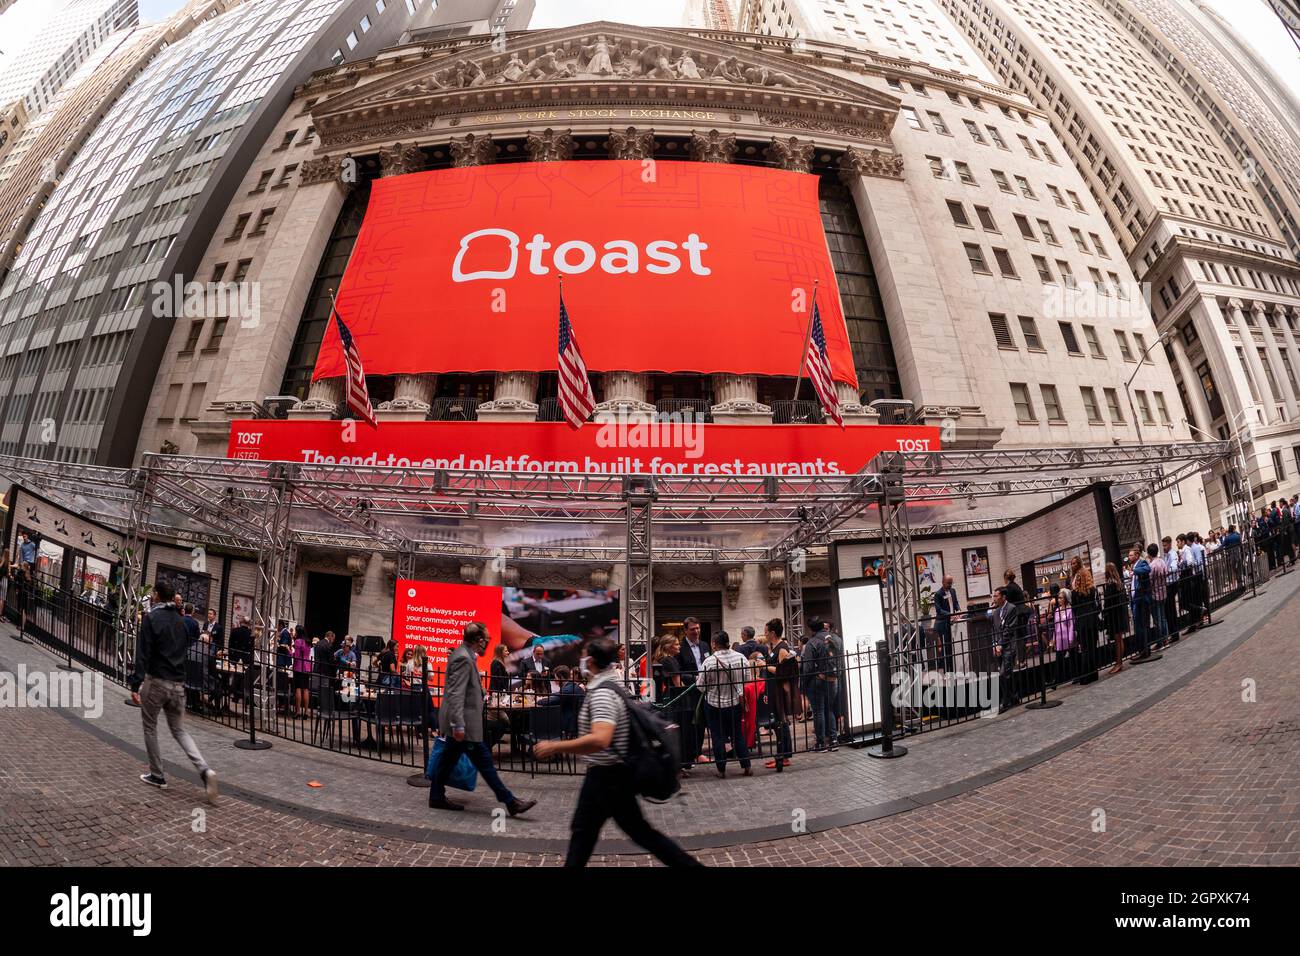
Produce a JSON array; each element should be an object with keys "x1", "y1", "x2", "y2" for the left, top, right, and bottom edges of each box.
[{"x1": 1, "y1": 583, "x2": 1296, "y2": 866}]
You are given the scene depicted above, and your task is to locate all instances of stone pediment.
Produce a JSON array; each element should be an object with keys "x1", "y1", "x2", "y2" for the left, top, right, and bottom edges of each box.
[{"x1": 314, "y1": 21, "x2": 900, "y2": 147}]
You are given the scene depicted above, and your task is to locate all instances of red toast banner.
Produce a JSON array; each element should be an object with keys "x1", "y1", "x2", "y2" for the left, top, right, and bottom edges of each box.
[
  {"x1": 228, "y1": 420, "x2": 940, "y2": 476},
  {"x1": 311, "y1": 160, "x2": 855, "y2": 385}
]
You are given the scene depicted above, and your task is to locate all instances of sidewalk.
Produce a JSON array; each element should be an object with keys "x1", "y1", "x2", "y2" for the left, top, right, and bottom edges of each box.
[{"x1": 3, "y1": 569, "x2": 1295, "y2": 855}]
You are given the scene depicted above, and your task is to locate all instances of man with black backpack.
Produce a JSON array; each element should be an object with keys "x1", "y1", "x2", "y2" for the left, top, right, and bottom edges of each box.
[{"x1": 534, "y1": 636, "x2": 701, "y2": 868}]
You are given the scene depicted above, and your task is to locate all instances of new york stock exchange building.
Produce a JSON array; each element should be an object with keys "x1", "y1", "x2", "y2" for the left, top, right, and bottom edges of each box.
[{"x1": 93, "y1": 18, "x2": 1212, "y2": 662}]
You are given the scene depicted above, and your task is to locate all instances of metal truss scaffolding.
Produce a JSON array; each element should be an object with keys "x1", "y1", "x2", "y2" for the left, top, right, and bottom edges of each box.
[
  {"x1": 624, "y1": 477, "x2": 656, "y2": 685},
  {"x1": 0, "y1": 440, "x2": 1234, "y2": 668}
]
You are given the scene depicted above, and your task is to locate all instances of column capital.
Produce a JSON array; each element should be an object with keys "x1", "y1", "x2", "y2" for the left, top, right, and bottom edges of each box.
[
  {"x1": 449, "y1": 132, "x2": 497, "y2": 167},
  {"x1": 763, "y1": 136, "x2": 815, "y2": 173},
  {"x1": 378, "y1": 141, "x2": 425, "y2": 178},
  {"x1": 606, "y1": 126, "x2": 655, "y2": 160},
  {"x1": 300, "y1": 154, "x2": 353, "y2": 187},
  {"x1": 1250, "y1": 300, "x2": 1268, "y2": 317},
  {"x1": 526, "y1": 127, "x2": 575, "y2": 162},
  {"x1": 688, "y1": 129, "x2": 737, "y2": 164},
  {"x1": 838, "y1": 146, "x2": 903, "y2": 183},
  {"x1": 1226, "y1": 297, "x2": 1245, "y2": 312}
]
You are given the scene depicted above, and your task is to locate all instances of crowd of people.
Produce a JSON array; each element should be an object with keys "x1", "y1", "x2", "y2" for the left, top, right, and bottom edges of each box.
[
  {"x1": 650, "y1": 616, "x2": 847, "y2": 778},
  {"x1": 981, "y1": 516, "x2": 1293, "y2": 711}
]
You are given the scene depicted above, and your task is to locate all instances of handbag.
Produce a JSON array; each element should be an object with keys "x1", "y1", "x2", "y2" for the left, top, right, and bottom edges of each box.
[{"x1": 425, "y1": 736, "x2": 478, "y2": 792}]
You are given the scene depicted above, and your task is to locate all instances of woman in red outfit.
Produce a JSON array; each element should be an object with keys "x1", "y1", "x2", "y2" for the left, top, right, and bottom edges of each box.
[{"x1": 741, "y1": 656, "x2": 763, "y2": 753}]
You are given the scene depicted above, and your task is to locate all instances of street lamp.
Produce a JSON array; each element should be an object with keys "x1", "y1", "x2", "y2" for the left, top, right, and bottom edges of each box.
[
  {"x1": 1123, "y1": 325, "x2": 1179, "y2": 542},
  {"x1": 1182, "y1": 409, "x2": 1256, "y2": 540}
]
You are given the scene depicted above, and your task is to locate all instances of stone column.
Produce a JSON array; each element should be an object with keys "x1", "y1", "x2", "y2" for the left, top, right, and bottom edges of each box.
[
  {"x1": 372, "y1": 143, "x2": 434, "y2": 422},
  {"x1": 288, "y1": 376, "x2": 342, "y2": 420},
  {"x1": 479, "y1": 131, "x2": 576, "y2": 423},
  {"x1": 278, "y1": 156, "x2": 355, "y2": 423},
  {"x1": 594, "y1": 371, "x2": 655, "y2": 422},
  {"x1": 835, "y1": 381, "x2": 876, "y2": 424},
  {"x1": 1168, "y1": 333, "x2": 1214, "y2": 433},
  {"x1": 1275, "y1": 305, "x2": 1300, "y2": 404},
  {"x1": 590, "y1": 128, "x2": 661, "y2": 423},
  {"x1": 1195, "y1": 297, "x2": 1254, "y2": 424},
  {"x1": 1229, "y1": 298, "x2": 1278, "y2": 423},
  {"x1": 477, "y1": 371, "x2": 540, "y2": 422},
  {"x1": 1257, "y1": 302, "x2": 1298, "y2": 420},
  {"x1": 378, "y1": 373, "x2": 436, "y2": 422},
  {"x1": 710, "y1": 374, "x2": 771, "y2": 424}
]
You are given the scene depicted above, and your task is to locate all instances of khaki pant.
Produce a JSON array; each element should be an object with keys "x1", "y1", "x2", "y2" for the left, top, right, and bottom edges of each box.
[{"x1": 140, "y1": 678, "x2": 209, "y2": 780}]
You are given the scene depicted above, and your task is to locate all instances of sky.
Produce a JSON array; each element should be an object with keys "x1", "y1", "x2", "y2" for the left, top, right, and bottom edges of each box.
[{"x1": 1, "y1": 0, "x2": 1297, "y2": 101}]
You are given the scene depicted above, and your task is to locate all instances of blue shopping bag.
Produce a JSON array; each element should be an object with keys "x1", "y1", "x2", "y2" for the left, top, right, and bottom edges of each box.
[{"x1": 425, "y1": 736, "x2": 478, "y2": 792}]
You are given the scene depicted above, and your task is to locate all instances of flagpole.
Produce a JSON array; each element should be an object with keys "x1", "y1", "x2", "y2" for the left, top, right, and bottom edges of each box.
[{"x1": 791, "y1": 280, "x2": 819, "y2": 402}]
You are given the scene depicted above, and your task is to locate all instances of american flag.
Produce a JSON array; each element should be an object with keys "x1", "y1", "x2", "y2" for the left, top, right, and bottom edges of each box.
[
  {"x1": 805, "y1": 298, "x2": 843, "y2": 427},
  {"x1": 332, "y1": 304, "x2": 376, "y2": 428},
  {"x1": 556, "y1": 288, "x2": 596, "y2": 429}
]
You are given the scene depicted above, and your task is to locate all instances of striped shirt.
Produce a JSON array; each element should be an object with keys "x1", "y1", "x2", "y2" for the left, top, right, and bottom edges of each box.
[
  {"x1": 700, "y1": 648, "x2": 748, "y2": 708},
  {"x1": 578, "y1": 671, "x2": 631, "y2": 766}
]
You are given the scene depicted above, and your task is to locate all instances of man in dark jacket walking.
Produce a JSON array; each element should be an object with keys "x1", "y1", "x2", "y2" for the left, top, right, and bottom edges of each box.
[{"x1": 130, "y1": 581, "x2": 218, "y2": 803}]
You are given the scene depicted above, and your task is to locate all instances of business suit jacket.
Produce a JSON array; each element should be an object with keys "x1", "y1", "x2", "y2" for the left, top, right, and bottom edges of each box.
[
  {"x1": 934, "y1": 587, "x2": 960, "y2": 622},
  {"x1": 518, "y1": 654, "x2": 549, "y2": 681},
  {"x1": 439, "y1": 641, "x2": 486, "y2": 742},
  {"x1": 677, "y1": 638, "x2": 708, "y2": 685}
]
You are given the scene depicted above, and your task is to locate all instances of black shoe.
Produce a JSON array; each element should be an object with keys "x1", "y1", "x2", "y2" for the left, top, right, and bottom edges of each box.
[
  {"x1": 139, "y1": 773, "x2": 168, "y2": 790},
  {"x1": 428, "y1": 797, "x2": 465, "y2": 811},
  {"x1": 507, "y1": 798, "x2": 536, "y2": 817},
  {"x1": 716, "y1": 767, "x2": 726, "y2": 778}
]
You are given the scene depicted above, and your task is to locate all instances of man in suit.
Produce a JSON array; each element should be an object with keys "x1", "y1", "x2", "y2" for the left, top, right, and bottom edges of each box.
[
  {"x1": 430, "y1": 621, "x2": 537, "y2": 816},
  {"x1": 989, "y1": 589, "x2": 1019, "y2": 713},
  {"x1": 180, "y1": 603, "x2": 201, "y2": 647},
  {"x1": 733, "y1": 626, "x2": 762, "y2": 660},
  {"x1": 932, "y1": 575, "x2": 960, "y2": 672},
  {"x1": 675, "y1": 617, "x2": 708, "y2": 762},
  {"x1": 519, "y1": 642, "x2": 550, "y2": 682},
  {"x1": 201, "y1": 607, "x2": 223, "y2": 649}
]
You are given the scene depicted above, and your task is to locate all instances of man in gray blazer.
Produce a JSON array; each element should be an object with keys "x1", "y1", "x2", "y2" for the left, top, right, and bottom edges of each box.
[{"x1": 430, "y1": 621, "x2": 537, "y2": 816}]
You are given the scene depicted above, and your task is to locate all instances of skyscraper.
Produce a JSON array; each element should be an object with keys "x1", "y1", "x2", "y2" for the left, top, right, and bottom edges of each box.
[
  {"x1": 0, "y1": 0, "x2": 140, "y2": 118},
  {"x1": 937, "y1": 0, "x2": 1300, "y2": 521},
  {"x1": 738, "y1": 0, "x2": 992, "y2": 78},
  {"x1": 1101, "y1": 0, "x2": 1300, "y2": 260},
  {"x1": 0, "y1": 0, "x2": 425, "y2": 464}
]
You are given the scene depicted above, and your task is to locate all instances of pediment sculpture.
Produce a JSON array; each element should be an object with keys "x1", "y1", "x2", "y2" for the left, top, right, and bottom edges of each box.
[{"x1": 357, "y1": 31, "x2": 825, "y2": 106}]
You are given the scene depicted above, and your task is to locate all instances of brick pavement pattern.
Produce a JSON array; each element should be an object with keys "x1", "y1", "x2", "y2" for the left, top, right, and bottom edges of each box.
[{"x1": 1, "y1": 587, "x2": 1296, "y2": 866}]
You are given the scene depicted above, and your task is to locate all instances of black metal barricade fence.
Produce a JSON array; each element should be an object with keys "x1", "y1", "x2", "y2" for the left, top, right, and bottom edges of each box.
[
  {"x1": 0, "y1": 536, "x2": 1273, "y2": 774},
  {"x1": 894, "y1": 543, "x2": 1258, "y2": 735},
  {"x1": 3, "y1": 574, "x2": 117, "y2": 675}
]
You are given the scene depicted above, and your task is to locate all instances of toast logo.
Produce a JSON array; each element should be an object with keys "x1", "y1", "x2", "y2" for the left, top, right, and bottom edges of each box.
[
  {"x1": 50, "y1": 886, "x2": 151, "y2": 936},
  {"x1": 452, "y1": 229, "x2": 711, "y2": 282}
]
